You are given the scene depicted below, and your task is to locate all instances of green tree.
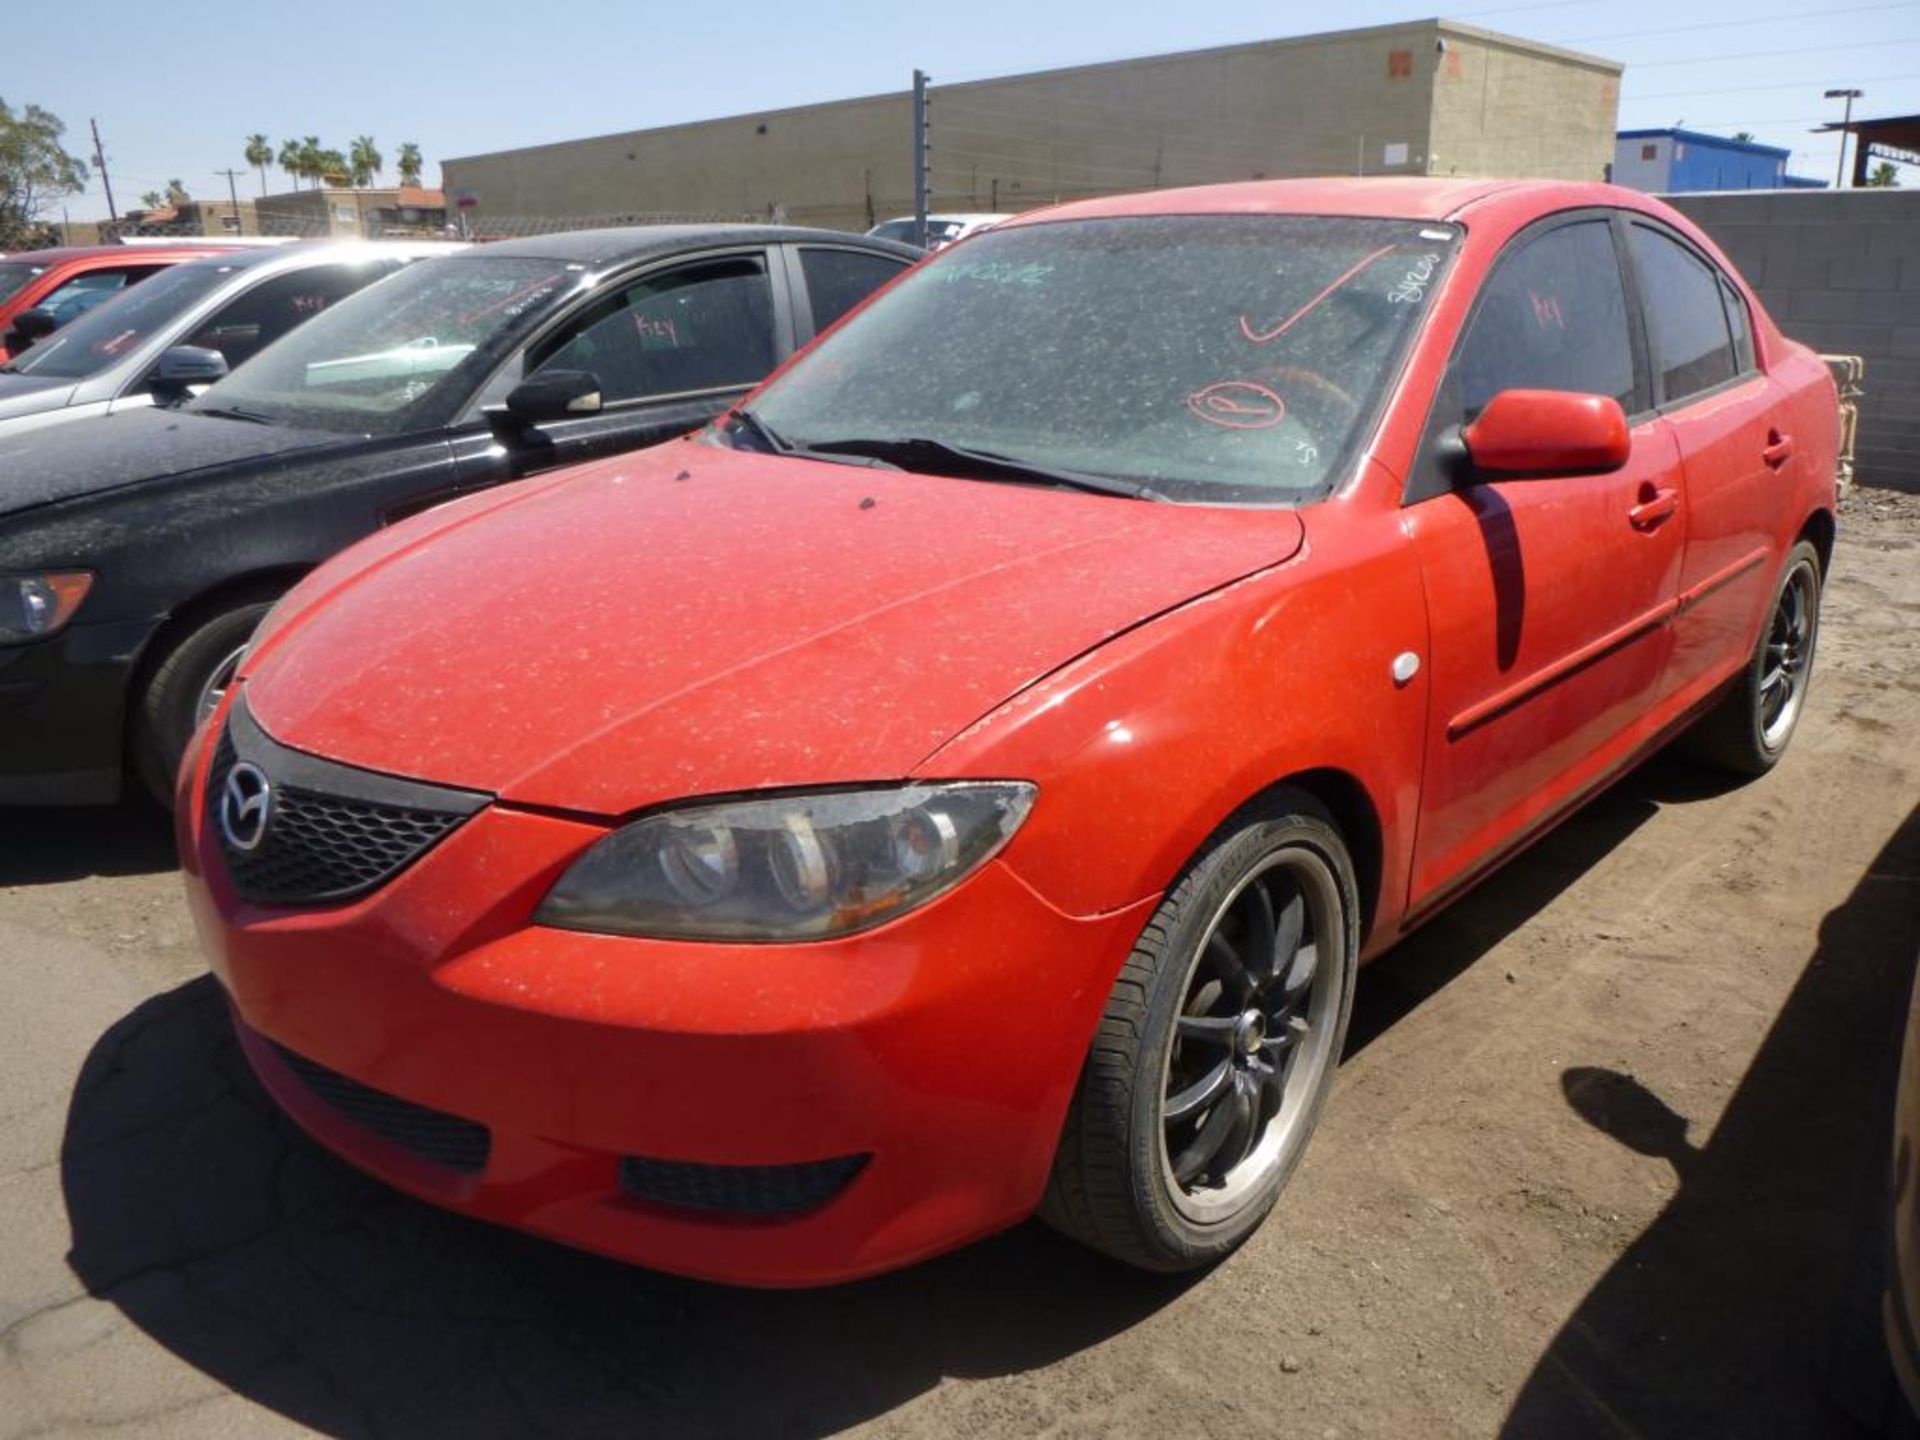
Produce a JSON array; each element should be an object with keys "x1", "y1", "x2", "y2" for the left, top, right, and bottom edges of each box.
[
  {"x1": 349, "y1": 135, "x2": 381, "y2": 188},
  {"x1": 395, "y1": 141, "x2": 423, "y2": 188},
  {"x1": 276, "y1": 138, "x2": 303, "y2": 189},
  {"x1": 1866, "y1": 160, "x2": 1901, "y2": 188},
  {"x1": 139, "y1": 190, "x2": 163, "y2": 210},
  {"x1": 299, "y1": 136, "x2": 324, "y2": 188},
  {"x1": 315, "y1": 148, "x2": 349, "y2": 187},
  {"x1": 244, "y1": 133, "x2": 272, "y2": 193},
  {"x1": 1731, "y1": 131, "x2": 1755, "y2": 144},
  {"x1": 0, "y1": 97, "x2": 89, "y2": 250},
  {"x1": 165, "y1": 177, "x2": 190, "y2": 205}
]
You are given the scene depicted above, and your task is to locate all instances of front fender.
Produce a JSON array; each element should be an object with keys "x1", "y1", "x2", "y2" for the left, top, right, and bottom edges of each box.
[{"x1": 918, "y1": 496, "x2": 1429, "y2": 951}]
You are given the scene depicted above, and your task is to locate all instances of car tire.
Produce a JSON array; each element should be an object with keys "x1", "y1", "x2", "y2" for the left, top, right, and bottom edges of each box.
[
  {"x1": 1686, "y1": 540, "x2": 1823, "y2": 778},
  {"x1": 134, "y1": 600, "x2": 274, "y2": 807},
  {"x1": 1041, "y1": 791, "x2": 1360, "y2": 1272}
]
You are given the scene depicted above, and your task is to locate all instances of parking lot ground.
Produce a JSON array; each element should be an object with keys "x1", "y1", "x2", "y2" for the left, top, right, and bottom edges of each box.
[{"x1": 2, "y1": 489, "x2": 1919, "y2": 1440}]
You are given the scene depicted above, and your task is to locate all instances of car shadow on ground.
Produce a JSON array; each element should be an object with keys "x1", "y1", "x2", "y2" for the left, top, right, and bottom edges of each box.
[
  {"x1": 0, "y1": 801, "x2": 176, "y2": 885},
  {"x1": 1499, "y1": 801, "x2": 1920, "y2": 1439},
  {"x1": 53, "y1": 751, "x2": 1777, "y2": 1440}
]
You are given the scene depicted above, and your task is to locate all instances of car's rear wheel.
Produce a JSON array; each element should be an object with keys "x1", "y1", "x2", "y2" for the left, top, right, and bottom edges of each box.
[
  {"x1": 133, "y1": 600, "x2": 274, "y2": 806},
  {"x1": 1687, "y1": 540, "x2": 1823, "y2": 778},
  {"x1": 1041, "y1": 793, "x2": 1359, "y2": 1272}
]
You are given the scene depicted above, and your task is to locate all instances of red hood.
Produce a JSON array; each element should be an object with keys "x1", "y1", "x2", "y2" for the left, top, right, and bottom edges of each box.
[{"x1": 245, "y1": 440, "x2": 1304, "y2": 814}]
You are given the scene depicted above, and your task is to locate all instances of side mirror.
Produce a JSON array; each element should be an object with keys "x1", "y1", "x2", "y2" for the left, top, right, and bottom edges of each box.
[
  {"x1": 155, "y1": 345, "x2": 231, "y2": 387},
  {"x1": 1459, "y1": 390, "x2": 1630, "y2": 478},
  {"x1": 6, "y1": 306, "x2": 59, "y2": 351}
]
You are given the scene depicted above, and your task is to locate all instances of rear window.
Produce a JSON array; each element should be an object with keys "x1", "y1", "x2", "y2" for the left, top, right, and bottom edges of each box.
[
  {"x1": 800, "y1": 247, "x2": 908, "y2": 333},
  {"x1": 1630, "y1": 225, "x2": 1738, "y2": 403}
]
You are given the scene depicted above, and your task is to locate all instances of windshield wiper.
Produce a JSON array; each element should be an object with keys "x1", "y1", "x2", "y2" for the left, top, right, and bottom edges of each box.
[
  {"x1": 193, "y1": 403, "x2": 274, "y2": 425},
  {"x1": 722, "y1": 408, "x2": 901, "y2": 471},
  {"x1": 802, "y1": 436, "x2": 1162, "y2": 501}
]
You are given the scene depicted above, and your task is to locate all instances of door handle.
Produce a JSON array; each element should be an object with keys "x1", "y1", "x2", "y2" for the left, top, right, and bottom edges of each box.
[
  {"x1": 1762, "y1": 430, "x2": 1795, "y2": 469},
  {"x1": 1628, "y1": 486, "x2": 1679, "y2": 531}
]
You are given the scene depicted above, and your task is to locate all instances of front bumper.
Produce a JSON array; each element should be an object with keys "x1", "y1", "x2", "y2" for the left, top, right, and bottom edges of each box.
[
  {"x1": 0, "y1": 616, "x2": 153, "y2": 805},
  {"x1": 179, "y1": 713, "x2": 1155, "y2": 1286}
]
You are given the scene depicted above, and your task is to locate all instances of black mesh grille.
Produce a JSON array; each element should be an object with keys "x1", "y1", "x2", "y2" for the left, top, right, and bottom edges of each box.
[
  {"x1": 270, "y1": 1041, "x2": 491, "y2": 1175},
  {"x1": 207, "y1": 701, "x2": 486, "y2": 907},
  {"x1": 619, "y1": 1153, "x2": 869, "y2": 1217}
]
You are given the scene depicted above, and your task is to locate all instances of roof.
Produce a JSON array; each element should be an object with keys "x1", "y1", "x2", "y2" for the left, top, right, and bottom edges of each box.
[
  {"x1": 1617, "y1": 127, "x2": 1791, "y2": 159},
  {"x1": 1002, "y1": 176, "x2": 1527, "y2": 227},
  {"x1": 395, "y1": 187, "x2": 445, "y2": 209},
  {"x1": 1816, "y1": 111, "x2": 1920, "y2": 149},
  {"x1": 3, "y1": 243, "x2": 223, "y2": 266},
  {"x1": 465, "y1": 223, "x2": 921, "y2": 264}
]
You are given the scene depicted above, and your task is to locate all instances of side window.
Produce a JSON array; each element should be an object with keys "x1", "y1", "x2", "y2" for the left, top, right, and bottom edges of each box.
[
  {"x1": 1454, "y1": 220, "x2": 1636, "y2": 422},
  {"x1": 1719, "y1": 274, "x2": 1755, "y2": 374},
  {"x1": 1628, "y1": 225, "x2": 1738, "y2": 404},
  {"x1": 34, "y1": 266, "x2": 163, "y2": 324},
  {"x1": 800, "y1": 247, "x2": 908, "y2": 333},
  {"x1": 184, "y1": 262, "x2": 395, "y2": 369},
  {"x1": 532, "y1": 255, "x2": 774, "y2": 403}
]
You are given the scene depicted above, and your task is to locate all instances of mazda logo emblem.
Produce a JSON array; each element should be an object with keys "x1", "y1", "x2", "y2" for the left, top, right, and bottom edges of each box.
[{"x1": 219, "y1": 762, "x2": 273, "y2": 853}]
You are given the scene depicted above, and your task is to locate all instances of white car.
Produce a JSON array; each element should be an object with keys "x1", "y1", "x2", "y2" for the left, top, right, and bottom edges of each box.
[
  {"x1": 0, "y1": 240, "x2": 460, "y2": 440},
  {"x1": 866, "y1": 213, "x2": 1011, "y2": 250}
]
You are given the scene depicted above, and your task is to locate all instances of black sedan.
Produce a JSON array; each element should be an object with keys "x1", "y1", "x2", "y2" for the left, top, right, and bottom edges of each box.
[{"x1": 0, "y1": 225, "x2": 919, "y2": 805}]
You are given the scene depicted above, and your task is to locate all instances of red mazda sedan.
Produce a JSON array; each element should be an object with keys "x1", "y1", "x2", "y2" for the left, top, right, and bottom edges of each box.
[{"x1": 180, "y1": 178, "x2": 1837, "y2": 1285}]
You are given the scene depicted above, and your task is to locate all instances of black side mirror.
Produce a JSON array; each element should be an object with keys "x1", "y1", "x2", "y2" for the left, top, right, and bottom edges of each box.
[
  {"x1": 488, "y1": 367, "x2": 603, "y2": 435},
  {"x1": 150, "y1": 345, "x2": 230, "y2": 403},
  {"x1": 6, "y1": 306, "x2": 58, "y2": 352}
]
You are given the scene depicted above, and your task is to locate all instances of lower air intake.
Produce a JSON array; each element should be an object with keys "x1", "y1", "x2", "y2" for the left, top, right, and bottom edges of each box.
[
  {"x1": 270, "y1": 1041, "x2": 492, "y2": 1176},
  {"x1": 619, "y1": 1153, "x2": 869, "y2": 1217}
]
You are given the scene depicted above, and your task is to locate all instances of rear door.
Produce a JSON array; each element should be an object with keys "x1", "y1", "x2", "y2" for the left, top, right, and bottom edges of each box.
[
  {"x1": 1405, "y1": 212, "x2": 1687, "y2": 909},
  {"x1": 1624, "y1": 221, "x2": 1786, "y2": 704}
]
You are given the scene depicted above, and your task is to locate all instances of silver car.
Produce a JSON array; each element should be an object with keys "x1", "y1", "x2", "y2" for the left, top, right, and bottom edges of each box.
[{"x1": 0, "y1": 240, "x2": 459, "y2": 440}]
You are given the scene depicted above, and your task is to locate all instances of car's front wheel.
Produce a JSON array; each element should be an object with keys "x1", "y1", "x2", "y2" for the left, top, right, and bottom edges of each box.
[
  {"x1": 133, "y1": 600, "x2": 274, "y2": 806},
  {"x1": 1042, "y1": 793, "x2": 1359, "y2": 1272}
]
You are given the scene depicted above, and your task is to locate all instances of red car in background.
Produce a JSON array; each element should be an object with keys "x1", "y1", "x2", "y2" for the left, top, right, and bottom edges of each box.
[
  {"x1": 182, "y1": 178, "x2": 1838, "y2": 1286},
  {"x1": 0, "y1": 243, "x2": 228, "y2": 359}
]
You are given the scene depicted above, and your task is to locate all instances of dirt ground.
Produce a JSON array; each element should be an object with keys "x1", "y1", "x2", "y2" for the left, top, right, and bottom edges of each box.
[{"x1": 2, "y1": 489, "x2": 1918, "y2": 1439}]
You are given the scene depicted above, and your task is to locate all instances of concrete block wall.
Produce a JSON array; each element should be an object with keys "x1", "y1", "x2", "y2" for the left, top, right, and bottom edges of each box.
[{"x1": 1666, "y1": 189, "x2": 1920, "y2": 491}]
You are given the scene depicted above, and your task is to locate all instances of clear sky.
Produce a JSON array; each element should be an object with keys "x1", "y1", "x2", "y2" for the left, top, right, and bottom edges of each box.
[{"x1": 17, "y1": 0, "x2": 1917, "y2": 221}]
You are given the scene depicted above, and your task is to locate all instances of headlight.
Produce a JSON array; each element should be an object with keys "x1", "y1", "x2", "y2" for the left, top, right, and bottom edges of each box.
[
  {"x1": 0, "y1": 572, "x2": 93, "y2": 644},
  {"x1": 536, "y1": 782, "x2": 1036, "y2": 941}
]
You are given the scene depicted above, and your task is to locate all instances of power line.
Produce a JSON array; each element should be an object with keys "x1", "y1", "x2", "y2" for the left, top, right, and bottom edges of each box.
[
  {"x1": 1560, "y1": 1, "x2": 1912, "y2": 44},
  {"x1": 1632, "y1": 36, "x2": 1920, "y2": 67}
]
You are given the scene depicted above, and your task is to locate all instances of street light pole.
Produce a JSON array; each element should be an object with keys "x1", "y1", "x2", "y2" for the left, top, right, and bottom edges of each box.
[{"x1": 1825, "y1": 87, "x2": 1863, "y2": 188}]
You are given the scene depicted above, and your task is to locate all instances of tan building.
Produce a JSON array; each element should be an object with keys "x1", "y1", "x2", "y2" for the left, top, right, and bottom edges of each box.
[
  {"x1": 444, "y1": 18, "x2": 1621, "y2": 233},
  {"x1": 254, "y1": 186, "x2": 448, "y2": 239}
]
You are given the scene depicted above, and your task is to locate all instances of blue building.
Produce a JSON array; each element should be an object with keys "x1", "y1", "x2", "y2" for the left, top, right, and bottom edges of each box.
[{"x1": 1612, "y1": 128, "x2": 1826, "y2": 192}]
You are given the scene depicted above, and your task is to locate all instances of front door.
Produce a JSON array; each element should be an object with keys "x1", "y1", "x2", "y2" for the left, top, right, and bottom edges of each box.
[{"x1": 1405, "y1": 214, "x2": 1687, "y2": 909}]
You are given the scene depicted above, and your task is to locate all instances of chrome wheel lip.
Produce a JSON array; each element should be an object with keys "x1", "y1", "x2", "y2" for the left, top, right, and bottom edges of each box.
[
  {"x1": 1759, "y1": 561, "x2": 1817, "y2": 751},
  {"x1": 1157, "y1": 845, "x2": 1345, "y2": 1224},
  {"x1": 193, "y1": 643, "x2": 250, "y2": 732}
]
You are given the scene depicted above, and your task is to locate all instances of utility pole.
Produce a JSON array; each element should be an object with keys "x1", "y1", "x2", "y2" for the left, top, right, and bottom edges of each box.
[
  {"x1": 1826, "y1": 87, "x2": 1863, "y2": 187},
  {"x1": 90, "y1": 118, "x2": 119, "y2": 226},
  {"x1": 215, "y1": 168, "x2": 244, "y2": 231},
  {"x1": 912, "y1": 69, "x2": 930, "y2": 249}
]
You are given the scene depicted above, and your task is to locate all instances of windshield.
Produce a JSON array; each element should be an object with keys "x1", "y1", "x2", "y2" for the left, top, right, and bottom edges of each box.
[
  {"x1": 3, "y1": 259, "x2": 238, "y2": 379},
  {"x1": 192, "y1": 254, "x2": 574, "y2": 435},
  {"x1": 746, "y1": 215, "x2": 1458, "y2": 503},
  {"x1": 0, "y1": 261, "x2": 47, "y2": 305}
]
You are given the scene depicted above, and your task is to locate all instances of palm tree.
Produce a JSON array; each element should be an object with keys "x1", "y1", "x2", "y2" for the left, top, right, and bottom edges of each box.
[
  {"x1": 395, "y1": 141, "x2": 424, "y2": 188},
  {"x1": 349, "y1": 135, "x2": 382, "y2": 188},
  {"x1": 316, "y1": 149, "x2": 350, "y2": 187},
  {"x1": 139, "y1": 190, "x2": 164, "y2": 211},
  {"x1": 1731, "y1": 131, "x2": 1755, "y2": 145},
  {"x1": 277, "y1": 138, "x2": 303, "y2": 190},
  {"x1": 300, "y1": 136, "x2": 324, "y2": 188},
  {"x1": 165, "y1": 178, "x2": 191, "y2": 205},
  {"x1": 244, "y1": 133, "x2": 273, "y2": 194},
  {"x1": 1866, "y1": 160, "x2": 1901, "y2": 188}
]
